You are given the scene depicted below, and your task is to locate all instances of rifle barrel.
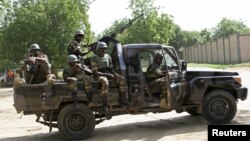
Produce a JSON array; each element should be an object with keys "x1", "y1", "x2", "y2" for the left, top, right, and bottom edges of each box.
[{"x1": 110, "y1": 13, "x2": 144, "y2": 38}]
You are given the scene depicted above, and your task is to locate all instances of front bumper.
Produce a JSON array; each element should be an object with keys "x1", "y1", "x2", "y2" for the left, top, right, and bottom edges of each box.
[{"x1": 236, "y1": 87, "x2": 248, "y2": 100}]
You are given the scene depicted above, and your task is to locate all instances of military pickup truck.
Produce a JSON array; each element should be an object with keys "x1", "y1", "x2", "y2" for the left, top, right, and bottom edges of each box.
[{"x1": 13, "y1": 37, "x2": 248, "y2": 140}]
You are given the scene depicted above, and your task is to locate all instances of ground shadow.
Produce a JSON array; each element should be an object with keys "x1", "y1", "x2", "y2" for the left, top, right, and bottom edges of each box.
[{"x1": 0, "y1": 112, "x2": 248, "y2": 141}]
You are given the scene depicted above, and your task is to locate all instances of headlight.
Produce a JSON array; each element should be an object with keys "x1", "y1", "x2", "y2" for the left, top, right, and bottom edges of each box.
[{"x1": 233, "y1": 76, "x2": 242, "y2": 84}]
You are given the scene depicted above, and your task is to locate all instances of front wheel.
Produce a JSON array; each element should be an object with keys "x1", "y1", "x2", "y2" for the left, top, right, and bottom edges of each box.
[
  {"x1": 203, "y1": 90, "x2": 236, "y2": 124},
  {"x1": 57, "y1": 104, "x2": 95, "y2": 140}
]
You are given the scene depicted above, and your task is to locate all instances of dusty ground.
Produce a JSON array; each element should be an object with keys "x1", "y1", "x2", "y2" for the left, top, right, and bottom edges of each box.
[{"x1": 0, "y1": 68, "x2": 249, "y2": 141}]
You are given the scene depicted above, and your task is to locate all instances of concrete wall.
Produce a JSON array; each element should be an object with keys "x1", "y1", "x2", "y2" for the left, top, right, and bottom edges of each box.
[
  {"x1": 198, "y1": 44, "x2": 203, "y2": 63},
  {"x1": 201, "y1": 44, "x2": 207, "y2": 63},
  {"x1": 224, "y1": 38, "x2": 231, "y2": 64},
  {"x1": 239, "y1": 34, "x2": 250, "y2": 62},
  {"x1": 217, "y1": 38, "x2": 224, "y2": 64},
  {"x1": 182, "y1": 33, "x2": 250, "y2": 64},
  {"x1": 206, "y1": 42, "x2": 212, "y2": 63},
  {"x1": 194, "y1": 46, "x2": 198, "y2": 62},
  {"x1": 229, "y1": 34, "x2": 239, "y2": 64},
  {"x1": 211, "y1": 41, "x2": 218, "y2": 64}
]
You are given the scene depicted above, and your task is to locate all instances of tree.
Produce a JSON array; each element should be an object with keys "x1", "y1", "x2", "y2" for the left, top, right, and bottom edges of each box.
[
  {"x1": 100, "y1": 0, "x2": 176, "y2": 47},
  {"x1": 212, "y1": 17, "x2": 250, "y2": 39},
  {"x1": 169, "y1": 25, "x2": 206, "y2": 50},
  {"x1": 0, "y1": 0, "x2": 91, "y2": 70},
  {"x1": 200, "y1": 28, "x2": 212, "y2": 42},
  {"x1": 122, "y1": 0, "x2": 175, "y2": 45}
]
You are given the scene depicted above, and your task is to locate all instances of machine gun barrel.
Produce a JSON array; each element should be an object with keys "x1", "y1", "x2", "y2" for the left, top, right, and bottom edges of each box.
[
  {"x1": 110, "y1": 13, "x2": 144, "y2": 38},
  {"x1": 82, "y1": 13, "x2": 144, "y2": 51}
]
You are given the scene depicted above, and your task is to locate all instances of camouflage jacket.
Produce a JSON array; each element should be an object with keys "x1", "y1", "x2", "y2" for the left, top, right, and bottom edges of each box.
[
  {"x1": 67, "y1": 40, "x2": 86, "y2": 58},
  {"x1": 146, "y1": 63, "x2": 165, "y2": 80},
  {"x1": 90, "y1": 54, "x2": 113, "y2": 72},
  {"x1": 22, "y1": 53, "x2": 51, "y2": 84}
]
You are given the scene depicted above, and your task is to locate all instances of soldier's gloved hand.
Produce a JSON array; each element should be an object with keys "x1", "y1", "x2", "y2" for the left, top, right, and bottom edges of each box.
[
  {"x1": 24, "y1": 58, "x2": 34, "y2": 65},
  {"x1": 114, "y1": 73, "x2": 119, "y2": 78},
  {"x1": 106, "y1": 73, "x2": 115, "y2": 80}
]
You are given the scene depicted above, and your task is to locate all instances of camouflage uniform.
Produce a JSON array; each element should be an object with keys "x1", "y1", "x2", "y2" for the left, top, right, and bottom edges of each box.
[
  {"x1": 24, "y1": 54, "x2": 51, "y2": 84},
  {"x1": 63, "y1": 55, "x2": 93, "y2": 107},
  {"x1": 67, "y1": 30, "x2": 90, "y2": 62},
  {"x1": 63, "y1": 66, "x2": 92, "y2": 93},
  {"x1": 22, "y1": 44, "x2": 51, "y2": 84},
  {"x1": 90, "y1": 54, "x2": 126, "y2": 96},
  {"x1": 146, "y1": 62, "x2": 168, "y2": 97},
  {"x1": 67, "y1": 40, "x2": 86, "y2": 58}
]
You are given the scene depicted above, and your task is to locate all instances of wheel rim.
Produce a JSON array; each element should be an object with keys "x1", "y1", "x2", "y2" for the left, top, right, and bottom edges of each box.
[
  {"x1": 67, "y1": 112, "x2": 86, "y2": 131},
  {"x1": 209, "y1": 98, "x2": 228, "y2": 118}
]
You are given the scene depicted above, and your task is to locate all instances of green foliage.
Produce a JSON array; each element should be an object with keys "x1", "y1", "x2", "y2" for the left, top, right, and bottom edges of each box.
[
  {"x1": 188, "y1": 63, "x2": 227, "y2": 69},
  {"x1": 169, "y1": 25, "x2": 206, "y2": 50},
  {"x1": 100, "y1": 0, "x2": 176, "y2": 46},
  {"x1": 0, "y1": 0, "x2": 91, "y2": 70},
  {"x1": 121, "y1": 0, "x2": 175, "y2": 45},
  {"x1": 212, "y1": 17, "x2": 250, "y2": 39}
]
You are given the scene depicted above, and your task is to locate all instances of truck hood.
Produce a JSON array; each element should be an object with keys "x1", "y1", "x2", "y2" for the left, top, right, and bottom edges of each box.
[{"x1": 186, "y1": 69, "x2": 239, "y2": 78}]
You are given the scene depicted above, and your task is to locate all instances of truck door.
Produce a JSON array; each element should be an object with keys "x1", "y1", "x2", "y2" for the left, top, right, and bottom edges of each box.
[
  {"x1": 126, "y1": 50, "x2": 145, "y2": 107},
  {"x1": 162, "y1": 48, "x2": 188, "y2": 109}
]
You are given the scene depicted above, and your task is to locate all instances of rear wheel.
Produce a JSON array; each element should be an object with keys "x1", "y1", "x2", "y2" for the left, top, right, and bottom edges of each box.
[
  {"x1": 57, "y1": 104, "x2": 95, "y2": 140},
  {"x1": 203, "y1": 90, "x2": 236, "y2": 124}
]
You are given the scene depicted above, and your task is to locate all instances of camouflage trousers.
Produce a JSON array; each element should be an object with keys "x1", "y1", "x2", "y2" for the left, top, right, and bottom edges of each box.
[
  {"x1": 96, "y1": 74, "x2": 126, "y2": 97},
  {"x1": 76, "y1": 73, "x2": 93, "y2": 93},
  {"x1": 148, "y1": 77, "x2": 168, "y2": 97}
]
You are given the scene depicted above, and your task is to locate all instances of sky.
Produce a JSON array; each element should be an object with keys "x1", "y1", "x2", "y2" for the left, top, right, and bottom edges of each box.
[{"x1": 88, "y1": 0, "x2": 250, "y2": 34}]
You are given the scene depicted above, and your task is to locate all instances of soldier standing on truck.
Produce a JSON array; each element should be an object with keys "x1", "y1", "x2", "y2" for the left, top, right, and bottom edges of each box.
[
  {"x1": 63, "y1": 54, "x2": 93, "y2": 107},
  {"x1": 67, "y1": 30, "x2": 91, "y2": 60},
  {"x1": 146, "y1": 53, "x2": 169, "y2": 107},
  {"x1": 90, "y1": 42, "x2": 128, "y2": 113}
]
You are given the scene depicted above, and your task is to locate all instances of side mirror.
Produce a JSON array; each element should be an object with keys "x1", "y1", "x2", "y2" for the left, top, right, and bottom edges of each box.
[{"x1": 181, "y1": 61, "x2": 187, "y2": 71}]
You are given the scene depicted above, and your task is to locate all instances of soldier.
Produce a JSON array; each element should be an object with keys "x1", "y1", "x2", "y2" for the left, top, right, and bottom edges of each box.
[
  {"x1": 146, "y1": 53, "x2": 168, "y2": 105},
  {"x1": 22, "y1": 43, "x2": 52, "y2": 84},
  {"x1": 67, "y1": 30, "x2": 91, "y2": 60},
  {"x1": 90, "y1": 42, "x2": 128, "y2": 113},
  {"x1": 63, "y1": 54, "x2": 93, "y2": 107}
]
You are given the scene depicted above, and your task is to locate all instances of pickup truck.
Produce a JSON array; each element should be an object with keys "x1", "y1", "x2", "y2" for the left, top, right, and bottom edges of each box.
[{"x1": 13, "y1": 37, "x2": 248, "y2": 140}]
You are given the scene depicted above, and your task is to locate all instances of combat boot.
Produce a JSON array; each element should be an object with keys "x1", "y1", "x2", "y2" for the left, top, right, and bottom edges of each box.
[
  {"x1": 86, "y1": 92, "x2": 94, "y2": 107},
  {"x1": 101, "y1": 97, "x2": 109, "y2": 114},
  {"x1": 119, "y1": 92, "x2": 129, "y2": 106}
]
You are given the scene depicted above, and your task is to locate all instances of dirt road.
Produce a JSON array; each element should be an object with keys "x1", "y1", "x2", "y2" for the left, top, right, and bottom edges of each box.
[{"x1": 0, "y1": 69, "x2": 249, "y2": 141}]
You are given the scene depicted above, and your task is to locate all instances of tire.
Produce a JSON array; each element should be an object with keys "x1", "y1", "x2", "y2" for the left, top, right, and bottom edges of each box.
[
  {"x1": 202, "y1": 90, "x2": 236, "y2": 124},
  {"x1": 57, "y1": 104, "x2": 95, "y2": 140}
]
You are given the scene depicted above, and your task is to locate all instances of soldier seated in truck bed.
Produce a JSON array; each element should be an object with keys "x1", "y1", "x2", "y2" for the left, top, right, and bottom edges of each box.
[
  {"x1": 90, "y1": 42, "x2": 129, "y2": 113},
  {"x1": 63, "y1": 54, "x2": 93, "y2": 107}
]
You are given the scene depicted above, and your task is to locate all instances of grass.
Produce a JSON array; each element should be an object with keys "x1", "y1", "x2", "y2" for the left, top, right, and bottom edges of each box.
[
  {"x1": 188, "y1": 63, "x2": 250, "y2": 69},
  {"x1": 57, "y1": 70, "x2": 63, "y2": 78}
]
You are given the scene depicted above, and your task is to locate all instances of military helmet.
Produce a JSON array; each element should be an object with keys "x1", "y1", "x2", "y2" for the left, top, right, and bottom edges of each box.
[
  {"x1": 67, "y1": 54, "x2": 79, "y2": 63},
  {"x1": 74, "y1": 30, "x2": 84, "y2": 37},
  {"x1": 30, "y1": 43, "x2": 40, "y2": 50},
  {"x1": 154, "y1": 53, "x2": 163, "y2": 59},
  {"x1": 96, "y1": 42, "x2": 108, "y2": 51}
]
